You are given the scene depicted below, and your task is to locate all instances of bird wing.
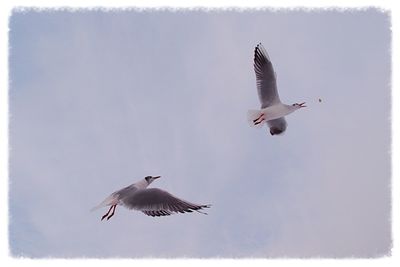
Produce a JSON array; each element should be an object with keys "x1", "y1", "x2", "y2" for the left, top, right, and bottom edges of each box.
[
  {"x1": 120, "y1": 188, "x2": 210, "y2": 217},
  {"x1": 253, "y1": 43, "x2": 281, "y2": 108}
]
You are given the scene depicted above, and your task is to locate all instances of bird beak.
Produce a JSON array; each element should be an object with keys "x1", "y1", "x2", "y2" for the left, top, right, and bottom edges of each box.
[
  {"x1": 153, "y1": 176, "x2": 161, "y2": 179},
  {"x1": 299, "y1": 102, "x2": 306, "y2": 108}
]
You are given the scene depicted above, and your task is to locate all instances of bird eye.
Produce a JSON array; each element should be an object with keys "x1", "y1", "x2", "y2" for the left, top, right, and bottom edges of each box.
[{"x1": 292, "y1": 104, "x2": 296, "y2": 106}]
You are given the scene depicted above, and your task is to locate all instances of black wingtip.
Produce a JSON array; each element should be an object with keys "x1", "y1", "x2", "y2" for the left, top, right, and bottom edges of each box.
[{"x1": 254, "y1": 43, "x2": 266, "y2": 60}]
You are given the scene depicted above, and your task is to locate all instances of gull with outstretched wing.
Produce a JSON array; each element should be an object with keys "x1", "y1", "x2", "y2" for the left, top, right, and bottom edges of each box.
[{"x1": 92, "y1": 176, "x2": 210, "y2": 220}]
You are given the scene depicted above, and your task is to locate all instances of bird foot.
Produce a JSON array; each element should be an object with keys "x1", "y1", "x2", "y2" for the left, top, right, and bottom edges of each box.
[
  {"x1": 253, "y1": 113, "x2": 265, "y2": 125},
  {"x1": 101, "y1": 205, "x2": 115, "y2": 221},
  {"x1": 253, "y1": 113, "x2": 265, "y2": 123},
  {"x1": 254, "y1": 118, "x2": 265, "y2": 125}
]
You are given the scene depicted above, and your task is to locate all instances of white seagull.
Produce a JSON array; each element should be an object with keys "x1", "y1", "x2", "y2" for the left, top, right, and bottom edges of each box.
[
  {"x1": 248, "y1": 43, "x2": 306, "y2": 135},
  {"x1": 92, "y1": 176, "x2": 211, "y2": 220}
]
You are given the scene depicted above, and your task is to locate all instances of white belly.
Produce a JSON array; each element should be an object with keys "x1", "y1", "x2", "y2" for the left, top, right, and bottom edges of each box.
[{"x1": 261, "y1": 104, "x2": 293, "y2": 121}]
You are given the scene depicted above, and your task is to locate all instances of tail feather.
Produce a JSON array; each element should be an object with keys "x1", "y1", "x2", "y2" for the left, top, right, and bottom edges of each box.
[
  {"x1": 247, "y1": 109, "x2": 265, "y2": 128},
  {"x1": 90, "y1": 195, "x2": 115, "y2": 212}
]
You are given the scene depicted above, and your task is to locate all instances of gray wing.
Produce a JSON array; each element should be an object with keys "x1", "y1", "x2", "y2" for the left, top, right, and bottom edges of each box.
[
  {"x1": 254, "y1": 43, "x2": 281, "y2": 108},
  {"x1": 121, "y1": 188, "x2": 210, "y2": 217}
]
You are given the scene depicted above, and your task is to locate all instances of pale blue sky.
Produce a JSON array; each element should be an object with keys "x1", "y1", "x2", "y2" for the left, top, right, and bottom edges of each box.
[{"x1": 9, "y1": 9, "x2": 391, "y2": 258}]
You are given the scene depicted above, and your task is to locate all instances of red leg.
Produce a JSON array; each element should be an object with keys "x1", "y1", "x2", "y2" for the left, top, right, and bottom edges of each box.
[
  {"x1": 107, "y1": 205, "x2": 117, "y2": 220},
  {"x1": 254, "y1": 118, "x2": 265, "y2": 125},
  {"x1": 101, "y1": 205, "x2": 114, "y2": 221},
  {"x1": 253, "y1": 113, "x2": 264, "y2": 125}
]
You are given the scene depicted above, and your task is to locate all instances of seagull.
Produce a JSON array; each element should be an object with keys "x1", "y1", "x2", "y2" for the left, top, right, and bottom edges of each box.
[
  {"x1": 91, "y1": 176, "x2": 211, "y2": 220},
  {"x1": 248, "y1": 43, "x2": 306, "y2": 135}
]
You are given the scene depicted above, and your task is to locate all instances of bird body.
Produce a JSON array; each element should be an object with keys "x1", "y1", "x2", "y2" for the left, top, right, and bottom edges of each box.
[
  {"x1": 248, "y1": 103, "x2": 299, "y2": 128},
  {"x1": 92, "y1": 176, "x2": 210, "y2": 220},
  {"x1": 249, "y1": 43, "x2": 305, "y2": 135}
]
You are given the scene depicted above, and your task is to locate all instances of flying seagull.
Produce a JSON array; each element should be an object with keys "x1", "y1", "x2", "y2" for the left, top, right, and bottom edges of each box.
[
  {"x1": 92, "y1": 176, "x2": 211, "y2": 220},
  {"x1": 248, "y1": 43, "x2": 306, "y2": 135}
]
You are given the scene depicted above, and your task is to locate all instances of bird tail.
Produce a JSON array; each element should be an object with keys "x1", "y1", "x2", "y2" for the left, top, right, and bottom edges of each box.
[
  {"x1": 90, "y1": 195, "x2": 115, "y2": 212},
  {"x1": 247, "y1": 109, "x2": 265, "y2": 128}
]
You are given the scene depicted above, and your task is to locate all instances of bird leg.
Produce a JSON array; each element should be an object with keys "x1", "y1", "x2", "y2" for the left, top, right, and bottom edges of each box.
[
  {"x1": 106, "y1": 205, "x2": 117, "y2": 220},
  {"x1": 254, "y1": 118, "x2": 265, "y2": 125},
  {"x1": 253, "y1": 113, "x2": 265, "y2": 125},
  {"x1": 253, "y1": 113, "x2": 264, "y2": 123},
  {"x1": 101, "y1": 205, "x2": 114, "y2": 221}
]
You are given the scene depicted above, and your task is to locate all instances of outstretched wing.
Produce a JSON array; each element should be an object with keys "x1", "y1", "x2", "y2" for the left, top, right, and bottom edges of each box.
[
  {"x1": 253, "y1": 43, "x2": 281, "y2": 108},
  {"x1": 121, "y1": 188, "x2": 211, "y2": 217}
]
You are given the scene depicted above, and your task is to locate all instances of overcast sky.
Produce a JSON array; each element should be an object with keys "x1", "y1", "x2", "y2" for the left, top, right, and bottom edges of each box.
[{"x1": 8, "y1": 8, "x2": 391, "y2": 258}]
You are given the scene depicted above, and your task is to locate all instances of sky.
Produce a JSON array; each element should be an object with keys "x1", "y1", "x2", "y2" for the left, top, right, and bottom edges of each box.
[{"x1": 8, "y1": 8, "x2": 391, "y2": 258}]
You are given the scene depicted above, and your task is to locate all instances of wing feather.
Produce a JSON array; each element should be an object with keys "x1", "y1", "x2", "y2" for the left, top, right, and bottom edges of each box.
[
  {"x1": 121, "y1": 188, "x2": 210, "y2": 217},
  {"x1": 253, "y1": 43, "x2": 281, "y2": 108}
]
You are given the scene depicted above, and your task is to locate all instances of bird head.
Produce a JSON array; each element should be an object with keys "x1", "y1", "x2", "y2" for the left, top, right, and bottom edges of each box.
[
  {"x1": 291, "y1": 102, "x2": 306, "y2": 109},
  {"x1": 145, "y1": 175, "x2": 161, "y2": 185}
]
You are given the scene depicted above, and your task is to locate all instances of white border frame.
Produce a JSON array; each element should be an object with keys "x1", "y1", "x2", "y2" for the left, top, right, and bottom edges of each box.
[{"x1": 1, "y1": 1, "x2": 398, "y2": 266}]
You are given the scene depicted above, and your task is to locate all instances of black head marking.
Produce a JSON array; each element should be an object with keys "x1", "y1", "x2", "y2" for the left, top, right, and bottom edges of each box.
[{"x1": 270, "y1": 127, "x2": 284, "y2": 135}]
